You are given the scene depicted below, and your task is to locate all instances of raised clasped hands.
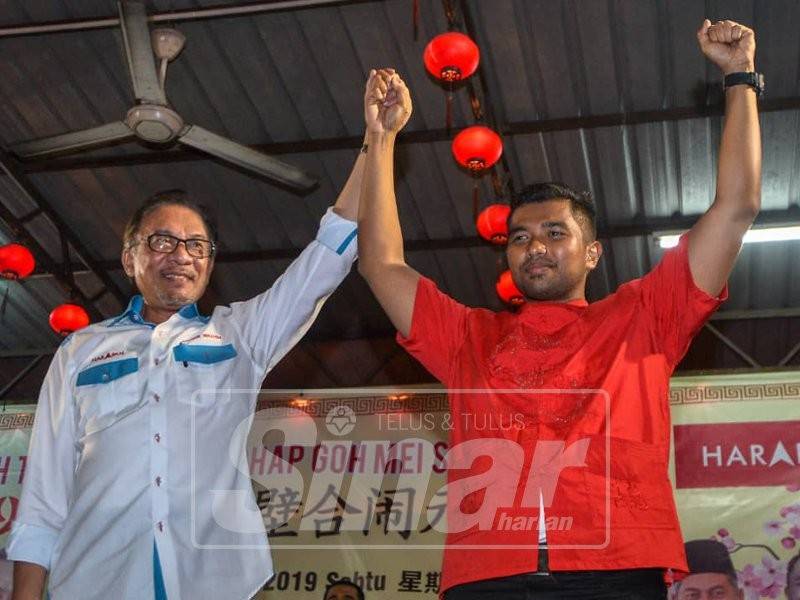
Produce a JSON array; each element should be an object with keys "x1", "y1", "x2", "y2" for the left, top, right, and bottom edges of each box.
[{"x1": 364, "y1": 68, "x2": 413, "y2": 136}]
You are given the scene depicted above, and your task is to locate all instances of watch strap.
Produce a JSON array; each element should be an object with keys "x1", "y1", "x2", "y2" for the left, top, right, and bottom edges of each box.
[{"x1": 723, "y1": 71, "x2": 764, "y2": 97}]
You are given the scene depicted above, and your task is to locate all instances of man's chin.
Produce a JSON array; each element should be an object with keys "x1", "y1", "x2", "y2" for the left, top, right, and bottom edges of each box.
[
  {"x1": 159, "y1": 291, "x2": 198, "y2": 309},
  {"x1": 522, "y1": 284, "x2": 566, "y2": 302}
]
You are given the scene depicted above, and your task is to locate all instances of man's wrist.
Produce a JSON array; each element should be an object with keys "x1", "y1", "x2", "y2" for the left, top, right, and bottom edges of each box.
[
  {"x1": 721, "y1": 62, "x2": 755, "y2": 76},
  {"x1": 366, "y1": 130, "x2": 397, "y2": 148}
]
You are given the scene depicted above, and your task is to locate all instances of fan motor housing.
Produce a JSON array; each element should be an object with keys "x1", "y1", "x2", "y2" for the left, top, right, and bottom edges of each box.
[
  {"x1": 151, "y1": 28, "x2": 186, "y2": 61},
  {"x1": 125, "y1": 105, "x2": 184, "y2": 143}
]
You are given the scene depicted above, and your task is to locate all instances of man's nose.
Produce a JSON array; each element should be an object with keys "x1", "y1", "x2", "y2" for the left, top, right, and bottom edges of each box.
[{"x1": 527, "y1": 238, "x2": 547, "y2": 256}]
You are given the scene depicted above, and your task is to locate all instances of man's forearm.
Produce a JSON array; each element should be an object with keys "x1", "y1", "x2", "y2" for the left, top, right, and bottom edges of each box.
[
  {"x1": 358, "y1": 130, "x2": 405, "y2": 275},
  {"x1": 12, "y1": 561, "x2": 46, "y2": 600},
  {"x1": 715, "y1": 83, "x2": 761, "y2": 218},
  {"x1": 331, "y1": 133, "x2": 369, "y2": 222}
]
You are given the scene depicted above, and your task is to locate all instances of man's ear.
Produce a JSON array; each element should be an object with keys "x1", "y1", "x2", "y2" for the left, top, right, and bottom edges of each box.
[
  {"x1": 122, "y1": 246, "x2": 135, "y2": 279},
  {"x1": 586, "y1": 240, "x2": 603, "y2": 270}
]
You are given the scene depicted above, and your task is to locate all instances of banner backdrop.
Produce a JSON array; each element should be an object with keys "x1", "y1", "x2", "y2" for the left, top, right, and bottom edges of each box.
[
  {"x1": 1, "y1": 374, "x2": 798, "y2": 600},
  {"x1": 250, "y1": 392, "x2": 449, "y2": 598},
  {"x1": 669, "y1": 371, "x2": 800, "y2": 600},
  {"x1": 0, "y1": 407, "x2": 36, "y2": 600}
]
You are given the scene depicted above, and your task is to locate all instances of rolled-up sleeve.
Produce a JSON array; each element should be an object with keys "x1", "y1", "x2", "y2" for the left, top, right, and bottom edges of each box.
[
  {"x1": 639, "y1": 234, "x2": 727, "y2": 367},
  {"x1": 226, "y1": 207, "x2": 357, "y2": 371},
  {"x1": 7, "y1": 342, "x2": 76, "y2": 569}
]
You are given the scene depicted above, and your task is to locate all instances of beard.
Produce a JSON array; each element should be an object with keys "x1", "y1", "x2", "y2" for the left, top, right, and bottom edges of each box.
[
  {"x1": 154, "y1": 284, "x2": 199, "y2": 309},
  {"x1": 515, "y1": 266, "x2": 584, "y2": 302}
]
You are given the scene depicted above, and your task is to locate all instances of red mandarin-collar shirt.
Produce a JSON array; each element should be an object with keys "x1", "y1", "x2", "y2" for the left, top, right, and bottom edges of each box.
[{"x1": 397, "y1": 236, "x2": 726, "y2": 594}]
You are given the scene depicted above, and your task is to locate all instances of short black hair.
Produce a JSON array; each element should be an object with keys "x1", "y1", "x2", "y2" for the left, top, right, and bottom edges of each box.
[
  {"x1": 324, "y1": 579, "x2": 365, "y2": 600},
  {"x1": 509, "y1": 181, "x2": 597, "y2": 241},
  {"x1": 122, "y1": 189, "x2": 218, "y2": 249}
]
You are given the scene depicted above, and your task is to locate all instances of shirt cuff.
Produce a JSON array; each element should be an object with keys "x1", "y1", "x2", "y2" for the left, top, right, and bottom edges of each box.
[
  {"x1": 315, "y1": 207, "x2": 358, "y2": 261},
  {"x1": 5, "y1": 521, "x2": 58, "y2": 570}
]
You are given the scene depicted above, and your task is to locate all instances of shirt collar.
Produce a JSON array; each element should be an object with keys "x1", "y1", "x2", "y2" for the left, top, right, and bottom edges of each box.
[
  {"x1": 517, "y1": 297, "x2": 588, "y2": 316},
  {"x1": 108, "y1": 295, "x2": 205, "y2": 327}
]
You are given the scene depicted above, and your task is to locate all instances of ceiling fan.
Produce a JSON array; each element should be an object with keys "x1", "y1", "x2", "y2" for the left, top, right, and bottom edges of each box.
[{"x1": 9, "y1": 1, "x2": 317, "y2": 192}]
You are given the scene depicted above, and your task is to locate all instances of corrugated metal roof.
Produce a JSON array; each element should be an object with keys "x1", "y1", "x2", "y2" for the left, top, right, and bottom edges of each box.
[{"x1": 0, "y1": 0, "x2": 799, "y2": 397}]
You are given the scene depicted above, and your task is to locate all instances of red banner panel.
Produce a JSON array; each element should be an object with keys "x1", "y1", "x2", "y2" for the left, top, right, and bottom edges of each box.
[{"x1": 674, "y1": 421, "x2": 800, "y2": 489}]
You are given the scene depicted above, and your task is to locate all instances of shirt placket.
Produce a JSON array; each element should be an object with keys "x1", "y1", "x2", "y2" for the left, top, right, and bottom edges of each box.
[{"x1": 149, "y1": 325, "x2": 170, "y2": 542}]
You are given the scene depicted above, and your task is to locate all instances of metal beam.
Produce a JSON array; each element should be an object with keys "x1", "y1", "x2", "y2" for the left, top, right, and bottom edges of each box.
[
  {"x1": 703, "y1": 323, "x2": 761, "y2": 368},
  {"x1": 14, "y1": 97, "x2": 800, "y2": 174},
  {"x1": 711, "y1": 307, "x2": 800, "y2": 321},
  {"x1": 0, "y1": 150, "x2": 129, "y2": 310},
  {"x1": 0, "y1": 0, "x2": 377, "y2": 38},
  {"x1": 27, "y1": 208, "x2": 800, "y2": 277},
  {"x1": 779, "y1": 338, "x2": 800, "y2": 367}
]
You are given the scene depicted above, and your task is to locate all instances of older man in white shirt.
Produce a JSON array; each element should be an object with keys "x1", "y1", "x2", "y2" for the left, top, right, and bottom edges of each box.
[{"x1": 7, "y1": 142, "x2": 366, "y2": 599}]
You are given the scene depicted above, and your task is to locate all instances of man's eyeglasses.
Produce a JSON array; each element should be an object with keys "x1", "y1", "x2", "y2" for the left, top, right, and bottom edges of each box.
[{"x1": 140, "y1": 233, "x2": 216, "y2": 259}]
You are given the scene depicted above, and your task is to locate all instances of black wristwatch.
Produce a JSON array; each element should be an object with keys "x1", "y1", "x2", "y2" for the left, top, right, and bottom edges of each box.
[{"x1": 723, "y1": 71, "x2": 765, "y2": 98}]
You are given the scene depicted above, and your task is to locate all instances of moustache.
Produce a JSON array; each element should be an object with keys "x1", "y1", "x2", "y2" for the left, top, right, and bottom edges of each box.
[{"x1": 523, "y1": 257, "x2": 556, "y2": 269}]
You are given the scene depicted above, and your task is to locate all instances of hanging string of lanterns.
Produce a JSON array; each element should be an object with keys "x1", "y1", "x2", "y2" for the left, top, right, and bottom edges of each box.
[
  {"x1": 421, "y1": 7, "x2": 514, "y2": 305},
  {"x1": 0, "y1": 242, "x2": 90, "y2": 335}
]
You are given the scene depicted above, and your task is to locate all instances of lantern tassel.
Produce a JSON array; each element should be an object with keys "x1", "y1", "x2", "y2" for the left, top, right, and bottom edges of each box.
[
  {"x1": 445, "y1": 81, "x2": 453, "y2": 131},
  {"x1": 446, "y1": 93, "x2": 453, "y2": 132},
  {"x1": 472, "y1": 178, "x2": 480, "y2": 223},
  {"x1": 412, "y1": 0, "x2": 419, "y2": 41}
]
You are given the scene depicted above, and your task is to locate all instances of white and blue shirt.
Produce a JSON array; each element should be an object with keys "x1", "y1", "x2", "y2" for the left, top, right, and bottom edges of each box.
[{"x1": 7, "y1": 208, "x2": 357, "y2": 600}]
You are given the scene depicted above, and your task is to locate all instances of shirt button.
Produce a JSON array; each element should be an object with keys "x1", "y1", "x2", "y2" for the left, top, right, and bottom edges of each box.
[
  {"x1": 154, "y1": 358, "x2": 160, "y2": 366},
  {"x1": 101, "y1": 373, "x2": 110, "y2": 382},
  {"x1": 155, "y1": 476, "x2": 162, "y2": 487},
  {"x1": 153, "y1": 393, "x2": 160, "y2": 402},
  {"x1": 157, "y1": 521, "x2": 164, "y2": 532},
  {"x1": 154, "y1": 433, "x2": 161, "y2": 443}
]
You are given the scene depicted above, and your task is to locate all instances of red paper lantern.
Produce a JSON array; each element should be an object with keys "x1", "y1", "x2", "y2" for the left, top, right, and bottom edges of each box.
[
  {"x1": 49, "y1": 304, "x2": 90, "y2": 336},
  {"x1": 476, "y1": 204, "x2": 511, "y2": 244},
  {"x1": 496, "y1": 270, "x2": 524, "y2": 306},
  {"x1": 452, "y1": 125, "x2": 503, "y2": 173},
  {"x1": 0, "y1": 243, "x2": 35, "y2": 280},
  {"x1": 423, "y1": 32, "x2": 480, "y2": 82}
]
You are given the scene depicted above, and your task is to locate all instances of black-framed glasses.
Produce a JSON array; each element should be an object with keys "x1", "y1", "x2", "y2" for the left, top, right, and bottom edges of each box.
[{"x1": 143, "y1": 233, "x2": 216, "y2": 259}]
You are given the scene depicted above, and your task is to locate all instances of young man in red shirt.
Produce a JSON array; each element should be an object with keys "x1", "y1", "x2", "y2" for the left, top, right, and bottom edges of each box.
[{"x1": 358, "y1": 19, "x2": 761, "y2": 599}]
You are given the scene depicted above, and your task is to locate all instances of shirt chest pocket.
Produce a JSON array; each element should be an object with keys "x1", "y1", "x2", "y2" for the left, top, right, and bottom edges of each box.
[
  {"x1": 173, "y1": 343, "x2": 237, "y2": 366},
  {"x1": 75, "y1": 356, "x2": 142, "y2": 437},
  {"x1": 172, "y1": 343, "x2": 238, "y2": 405}
]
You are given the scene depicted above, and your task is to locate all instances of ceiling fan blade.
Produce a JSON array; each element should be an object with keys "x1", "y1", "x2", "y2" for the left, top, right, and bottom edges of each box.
[
  {"x1": 10, "y1": 122, "x2": 134, "y2": 159},
  {"x1": 118, "y1": 1, "x2": 166, "y2": 105},
  {"x1": 179, "y1": 125, "x2": 318, "y2": 192}
]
